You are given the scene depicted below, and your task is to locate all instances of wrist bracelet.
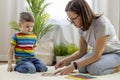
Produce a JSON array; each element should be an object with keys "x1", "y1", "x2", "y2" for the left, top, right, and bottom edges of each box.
[{"x1": 73, "y1": 62, "x2": 78, "y2": 69}]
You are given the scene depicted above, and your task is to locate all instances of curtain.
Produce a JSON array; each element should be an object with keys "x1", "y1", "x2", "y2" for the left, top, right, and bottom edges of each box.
[
  {"x1": 0, "y1": 0, "x2": 25, "y2": 61},
  {"x1": 93, "y1": 0, "x2": 120, "y2": 39}
]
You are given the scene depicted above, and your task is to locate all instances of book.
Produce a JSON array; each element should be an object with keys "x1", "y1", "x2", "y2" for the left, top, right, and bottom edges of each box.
[
  {"x1": 41, "y1": 72, "x2": 55, "y2": 76},
  {"x1": 65, "y1": 74, "x2": 96, "y2": 80},
  {"x1": 41, "y1": 72, "x2": 61, "y2": 77}
]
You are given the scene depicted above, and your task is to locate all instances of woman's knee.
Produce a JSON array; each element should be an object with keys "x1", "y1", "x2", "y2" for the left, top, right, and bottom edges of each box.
[
  {"x1": 78, "y1": 67, "x2": 87, "y2": 73},
  {"x1": 87, "y1": 64, "x2": 104, "y2": 75}
]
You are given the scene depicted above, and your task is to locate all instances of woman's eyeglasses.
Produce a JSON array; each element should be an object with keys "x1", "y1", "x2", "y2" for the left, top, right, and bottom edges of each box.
[{"x1": 67, "y1": 15, "x2": 79, "y2": 24}]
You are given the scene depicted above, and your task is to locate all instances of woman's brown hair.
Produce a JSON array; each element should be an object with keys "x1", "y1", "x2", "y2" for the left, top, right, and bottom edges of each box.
[{"x1": 65, "y1": 0, "x2": 102, "y2": 31}]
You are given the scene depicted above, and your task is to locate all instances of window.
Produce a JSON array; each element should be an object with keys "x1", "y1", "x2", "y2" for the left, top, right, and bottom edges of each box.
[{"x1": 46, "y1": 0, "x2": 93, "y2": 20}]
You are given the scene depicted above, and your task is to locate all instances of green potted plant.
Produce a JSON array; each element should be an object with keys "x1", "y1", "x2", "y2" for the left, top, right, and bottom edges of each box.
[
  {"x1": 66, "y1": 43, "x2": 79, "y2": 55},
  {"x1": 54, "y1": 43, "x2": 79, "y2": 62},
  {"x1": 9, "y1": 0, "x2": 53, "y2": 40},
  {"x1": 54, "y1": 43, "x2": 68, "y2": 56}
]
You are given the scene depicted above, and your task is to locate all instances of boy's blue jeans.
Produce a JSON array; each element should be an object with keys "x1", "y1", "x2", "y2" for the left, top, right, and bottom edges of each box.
[{"x1": 14, "y1": 58, "x2": 48, "y2": 73}]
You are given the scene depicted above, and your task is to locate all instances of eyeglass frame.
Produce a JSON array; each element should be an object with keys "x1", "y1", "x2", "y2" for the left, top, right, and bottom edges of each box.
[{"x1": 67, "y1": 15, "x2": 79, "y2": 24}]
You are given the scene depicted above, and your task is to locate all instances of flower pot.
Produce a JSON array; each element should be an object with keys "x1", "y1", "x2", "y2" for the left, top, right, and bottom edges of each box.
[
  {"x1": 35, "y1": 40, "x2": 54, "y2": 66},
  {"x1": 56, "y1": 56, "x2": 66, "y2": 63}
]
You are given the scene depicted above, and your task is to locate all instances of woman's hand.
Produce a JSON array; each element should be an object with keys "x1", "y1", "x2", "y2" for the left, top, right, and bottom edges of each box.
[
  {"x1": 54, "y1": 64, "x2": 74, "y2": 75},
  {"x1": 7, "y1": 64, "x2": 13, "y2": 72},
  {"x1": 55, "y1": 59, "x2": 67, "y2": 69}
]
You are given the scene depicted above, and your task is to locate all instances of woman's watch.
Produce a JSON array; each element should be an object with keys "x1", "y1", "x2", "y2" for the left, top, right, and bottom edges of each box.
[{"x1": 73, "y1": 62, "x2": 78, "y2": 69}]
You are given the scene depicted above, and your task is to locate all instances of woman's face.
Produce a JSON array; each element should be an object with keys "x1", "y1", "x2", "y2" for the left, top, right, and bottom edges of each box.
[{"x1": 67, "y1": 11, "x2": 82, "y2": 28}]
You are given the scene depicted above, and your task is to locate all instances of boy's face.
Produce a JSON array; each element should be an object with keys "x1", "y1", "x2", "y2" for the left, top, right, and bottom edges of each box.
[{"x1": 19, "y1": 21, "x2": 34, "y2": 34}]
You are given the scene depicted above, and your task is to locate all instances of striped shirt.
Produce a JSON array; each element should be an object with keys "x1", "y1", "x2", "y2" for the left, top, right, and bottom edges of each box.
[{"x1": 11, "y1": 32, "x2": 37, "y2": 61}]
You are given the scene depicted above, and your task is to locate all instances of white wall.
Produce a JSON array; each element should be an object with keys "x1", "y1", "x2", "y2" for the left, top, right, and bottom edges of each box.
[
  {"x1": 0, "y1": 0, "x2": 11, "y2": 61},
  {"x1": 0, "y1": 0, "x2": 25, "y2": 61},
  {"x1": 108, "y1": 0, "x2": 120, "y2": 39},
  {"x1": 94, "y1": 0, "x2": 120, "y2": 39}
]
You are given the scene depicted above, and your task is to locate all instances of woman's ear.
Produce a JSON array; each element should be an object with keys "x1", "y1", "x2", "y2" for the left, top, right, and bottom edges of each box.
[{"x1": 18, "y1": 22, "x2": 21, "y2": 28}]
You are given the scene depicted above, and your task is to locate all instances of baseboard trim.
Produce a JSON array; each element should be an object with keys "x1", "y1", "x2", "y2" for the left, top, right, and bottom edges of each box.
[{"x1": 0, "y1": 55, "x2": 7, "y2": 61}]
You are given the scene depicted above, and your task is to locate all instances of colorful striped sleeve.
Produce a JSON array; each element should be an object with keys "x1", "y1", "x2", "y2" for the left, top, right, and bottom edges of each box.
[{"x1": 10, "y1": 34, "x2": 17, "y2": 45}]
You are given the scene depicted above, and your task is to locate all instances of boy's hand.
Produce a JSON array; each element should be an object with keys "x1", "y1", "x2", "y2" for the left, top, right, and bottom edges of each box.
[{"x1": 7, "y1": 64, "x2": 13, "y2": 72}]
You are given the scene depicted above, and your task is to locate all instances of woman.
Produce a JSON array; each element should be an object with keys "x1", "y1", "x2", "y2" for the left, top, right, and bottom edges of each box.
[{"x1": 55, "y1": 0, "x2": 120, "y2": 75}]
